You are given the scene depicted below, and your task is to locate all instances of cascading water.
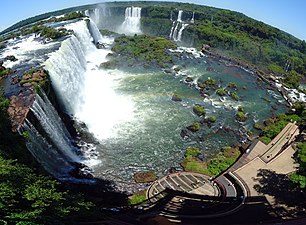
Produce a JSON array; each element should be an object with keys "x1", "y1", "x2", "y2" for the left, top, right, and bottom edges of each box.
[
  {"x1": 190, "y1": 12, "x2": 195, "y2": 23},
  {"x1": 44, "y1": 21, "x2": 92, "y2": 115},
  {"x1": 88, "y1": 18, "x2": 103, "y2": 44},
  {"x1": 20, "y1": 89, "x2": 82, "y2": 178},
  {"x1": 177, "y1": 10, "x2": 183, "y2": 22},
  {"x1": 169, "y1": 10, "x2": 188, "y2": 42},
  {"x1": 22, "y1": 119, "x2": 74, "y2": 178},
  {"x1": 118, "y1": 6, "x2": 142, "y2": 35},
  {"x1": 30, "y1": 91, "x2": 79, "y2": 162}
]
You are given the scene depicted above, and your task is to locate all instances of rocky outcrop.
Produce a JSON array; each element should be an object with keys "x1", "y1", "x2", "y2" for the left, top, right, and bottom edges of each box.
[
  {"x1": 5, "y1": 55, "x2": 18, "y2": 62},
  {"x1": 7, "y1": 69, "x2": 49, "y2": 132},
  {"x1": 134, "y1": 171, "x2": 157, "y2": 183},
  {"x1": 8, "y1": 91, "x2": 36, "y2": 132}
]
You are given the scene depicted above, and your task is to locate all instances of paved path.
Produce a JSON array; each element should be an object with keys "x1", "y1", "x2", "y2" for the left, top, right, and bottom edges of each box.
[{"x1": 137, "y1": 122, "x2": 301, "y2": 221}]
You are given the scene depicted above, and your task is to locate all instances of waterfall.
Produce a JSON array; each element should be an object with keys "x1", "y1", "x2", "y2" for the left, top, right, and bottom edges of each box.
[
  {"x1": 88, "y1": 18, "x2": 103, "y2": 44},
  {"x1": 177, "y1": 10, "x2": 183, "y2": 22},
  {"x1": 44, "y1": 20, "x2": 95, "y2": 115},
  {"x1": 177, "y1": 24, "x2": 188, "y2": 42},
  {"x1": 169, "y1": 10, "x2": 188, "y2": 42},
  {"x1": 191, "y1": 12, "x2": 195, "y2": 23},
  {"x1": 118, "y1": 6, "x2": 142, "y2": 35},
  {"x1": 30, "y1": 91, "x2": 79, "y2": 162},
  {"x1": 21, "y1": 89, "x2": 82, "y2": 178},
  {"x1": 22, "y1": 119, "x2": 75, "y2": 178}
]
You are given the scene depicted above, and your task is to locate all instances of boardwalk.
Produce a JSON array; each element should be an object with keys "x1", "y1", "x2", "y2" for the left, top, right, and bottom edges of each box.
[{"x1": 140, "y1": 122, "x2": 301, "y2": 221}]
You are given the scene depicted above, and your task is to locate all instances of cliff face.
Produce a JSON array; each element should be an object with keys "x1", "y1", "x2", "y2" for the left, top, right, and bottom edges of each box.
[{"x1": 7, "y1": 69, "x2": 49, "y2": 132}]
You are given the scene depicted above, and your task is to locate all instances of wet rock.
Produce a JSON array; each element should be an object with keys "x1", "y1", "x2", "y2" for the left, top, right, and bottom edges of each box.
[
  {"x1": 171, "y1": 94, "x2": 182, "y2": 102},
  {"x1": 70, "y1": 162, "x2": 94, "y2": 179},
  {"x1": 180, "y1": 129, "x2": 189, "y2": 139},
  {"x1": 134, "y1": 171, "x2": 157, "y2": 183},
  {"x1": 5, "y1": 55, "x2": 17, "y2": 62}
]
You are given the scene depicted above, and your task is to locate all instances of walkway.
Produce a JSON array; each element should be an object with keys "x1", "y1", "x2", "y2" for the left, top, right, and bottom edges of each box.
[{"x1": 139, "y1": 122, "x2": 301, "y2": 221}]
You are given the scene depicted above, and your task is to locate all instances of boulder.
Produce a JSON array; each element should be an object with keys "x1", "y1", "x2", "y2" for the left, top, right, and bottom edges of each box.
[
  {"x1": 134, "y1": 171, "x2": 157, "y2": 183},
  {"x1": 5, "y1": 55, "x2": 17, "y2": 62},
  {"x1": 171, "y1": 94, "x2": 182, "y2": 102}
]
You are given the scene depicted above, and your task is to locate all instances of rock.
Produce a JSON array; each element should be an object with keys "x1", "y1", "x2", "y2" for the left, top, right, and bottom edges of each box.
[
  {"x1": 96, "y1": 41, "x2": 106, "y2": 49},
  {"x1": 193, "y1": 104, "x2": 206, "y2": 116},
  {"x1": 169, "y1": 167, "x2": 177, "y2": 173},
  {"x1": 171, "y1": 94, "x2": 182, "y2": 102},
  {"x1": 187, "y1": 122, "x2": 201, "y2": 132},
  {"x1": 5, "y1": 55, "x2": 17, "y2": 62},
  {"x1": 134, "y1": 171, "x2": 157, "y2": 183},
  {"x1": 69, "y1": 162, "x2": 94, "y2": 179},
  {"x1": 185, "y1": 76, "x2": 193, "y2": 83},
  {"x1": 180, "y1": 129, "x2": 189, "y2": 139}
]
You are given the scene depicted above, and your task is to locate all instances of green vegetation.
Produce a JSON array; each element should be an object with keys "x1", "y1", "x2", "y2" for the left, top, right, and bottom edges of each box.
[
  {"x1": 181, "y1": 147, "x2": 209, "y2": 174},
  {"x1": 227, "y1": 82, "x2": 237, "y2": 89},
  {"x1": 139, "y1": 2, "x2": 306, "y2": 88},
  {"x1": 236, "y1": 111, "x2": 247, "y2": 122},
  {"x1": 193, "y1": 104, "x2": 206, "y2": 116},
  {"x1": 208, "y1": 147, "x2": 240, "y2": 176},
  {"x1": 187, "y1": 122, "x2": 201, "y2": 132},
  {"x1": 0, "y1": 156, "x2": 94, "y2": 224},
  {"x1": 128, "y1": 190, "x2": 147, "y2": 205},
  {"x1": 109, "y1": 34, "x2": 177, "y2": 68},
  {"x1": 230, "y1": 91, "x2": 239, "y2": 101},
  {"x1": 181, "y1": 146, "x2": 240, "y2": 176},
  {"x1": 216, "y1": 88, "x2": 226, "y2": 96},
  {"x1": 0, "y1": 93, "x2": 96, "y2": 224},
  {"x1": 205, "y1": 116, "x2": 217, "y2": 123},
  {"x1": 185, "y1": 146, "x2": 201, "y2": 157},
  {"x1": 290, "y1": 142, "x2": 306, "y2": 189}
]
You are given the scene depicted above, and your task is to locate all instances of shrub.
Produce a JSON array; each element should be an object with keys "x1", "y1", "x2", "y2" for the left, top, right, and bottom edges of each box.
[
  {"x1": 187, "y1": 122, "x2": 201, "y2": 132},
  {"x1": 185, "y1": 146, "x2": 201, "y2": 158},
  {"x1": 193, "y1": 104, "x2": 206, "y2": 116},
  {"x1": 216, "y1": 89, "x2": 226, "y2": 96},
  {"x1": 230, "y1": 91, "x2": 239, "y2": 101},
  {"x1": 236, "y1": 111, "x2": 247, "y2": 122}
]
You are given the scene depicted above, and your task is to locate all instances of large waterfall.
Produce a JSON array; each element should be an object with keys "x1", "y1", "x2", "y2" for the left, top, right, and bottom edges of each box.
[
  {"x1": 21, "y1": 90, "x2": 79, "y2": 178},
  {"x1": 169, "y1": 10, "x2": 188, "y2": 42},
  {"x1": 45, "y1": 19, "x2": 133, "y2": 139},
  {"x1": 118, "y1": 6, "x2": 142, "y2": 35}
]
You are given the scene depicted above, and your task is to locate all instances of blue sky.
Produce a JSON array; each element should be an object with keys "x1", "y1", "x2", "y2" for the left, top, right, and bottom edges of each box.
[{"x1": 0, "y1": 0, "x2": 305, "y2": 40}]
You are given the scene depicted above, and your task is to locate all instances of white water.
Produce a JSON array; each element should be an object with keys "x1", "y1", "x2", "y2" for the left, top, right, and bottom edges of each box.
[
  {"x1": 0, "y1": 34, "x2": 58, "y2": 68},
  {"x1": 191, "y1": 12, "x2": 195, "y2": 23},
  {"x1": 22, "y1": 119, "x2": 74, "y2": 177},
  {"x1": 30, "y1": 92, "x2": 79, "y2": 162},
  {"x1": 169, "y1": 10, "x2": 188, "y2": 42},
  {"x1": 177, "y1": 10, "x2": 183, "y2": 22},
  {"x1": 177, "y1": 24, "x2": 188, "y2": 42},
  {"x1": 45, "y1": 19, "x2": 134, "y2": 140},
  {"x1": 118, "y1": 6, "x2": 142, "y2": 35}
]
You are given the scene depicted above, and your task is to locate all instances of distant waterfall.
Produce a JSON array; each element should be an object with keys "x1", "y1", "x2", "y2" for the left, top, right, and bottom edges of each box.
[
  {"x1": 191, "y1": 12, "x2": 195, "y2": 23},
  {"x1": 177, "y1": 10, "x2": 183, "y2": 22},
  {"x1": 169, "y1": 10, "x2": 188, "y2": 42},
  {"x1": 84, "y1": 7, "x2": 111, "y2": 28},
  {"x1": 118, "y1": 6, "x2": 142, "y2": 35}
]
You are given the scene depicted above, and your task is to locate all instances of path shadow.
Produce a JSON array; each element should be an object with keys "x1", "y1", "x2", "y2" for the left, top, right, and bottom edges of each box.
[{"x1": 253, "y1": 169, "x2": 306, "y2": 218}]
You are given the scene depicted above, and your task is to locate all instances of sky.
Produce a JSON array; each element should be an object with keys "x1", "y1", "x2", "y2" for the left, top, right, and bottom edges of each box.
[{"x1": 0, "y1": 0, "x2": 305, "y2": 40}]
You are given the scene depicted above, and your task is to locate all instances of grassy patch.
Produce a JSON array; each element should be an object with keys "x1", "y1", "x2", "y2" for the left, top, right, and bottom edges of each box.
[{"x1": 128, "y1": 190, "x2": 147, "y2": 205}]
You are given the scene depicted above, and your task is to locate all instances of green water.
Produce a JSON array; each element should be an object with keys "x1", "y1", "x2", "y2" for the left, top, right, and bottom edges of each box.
[{"x1": 92, "y1": 54, "x2": 287, "y2": 190}]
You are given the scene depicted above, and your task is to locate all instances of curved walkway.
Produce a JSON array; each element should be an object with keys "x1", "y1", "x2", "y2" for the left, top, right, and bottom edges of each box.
[{"x1": 139, "y1": 123, "x2": 300, "y2": 221}]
